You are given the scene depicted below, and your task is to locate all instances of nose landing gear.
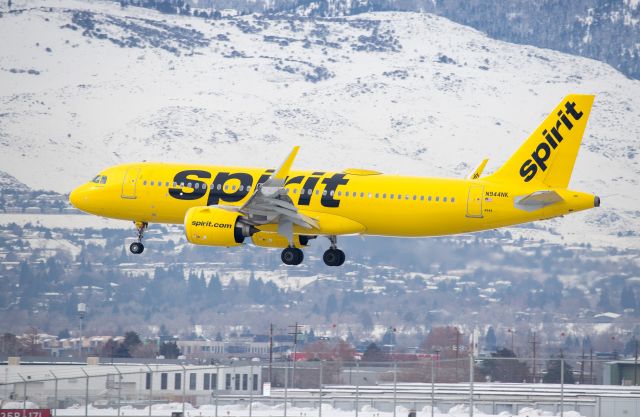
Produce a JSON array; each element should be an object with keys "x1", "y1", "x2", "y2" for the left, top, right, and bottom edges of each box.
[
  {"x1": 323, "y1": 235, "x2": 345, "y2": 266},
  {"x1": 129, "y1": 221, "x2": 148, "y2": 254}
]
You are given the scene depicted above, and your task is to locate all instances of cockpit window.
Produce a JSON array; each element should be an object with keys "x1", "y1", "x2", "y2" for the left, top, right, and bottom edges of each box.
[{"x1": 91, "y1": 175, "x2": 107, "y2": 184}]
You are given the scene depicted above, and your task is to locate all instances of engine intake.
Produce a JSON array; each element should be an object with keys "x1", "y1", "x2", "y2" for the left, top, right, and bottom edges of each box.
[{"x1": 184, "y1": 206, "x2": 256, "y2": 247}]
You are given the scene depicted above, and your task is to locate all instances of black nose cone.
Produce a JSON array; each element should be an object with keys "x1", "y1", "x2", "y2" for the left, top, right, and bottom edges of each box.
[{"x1": 594, "y1": 196, "x2": 600, "y2": 207}]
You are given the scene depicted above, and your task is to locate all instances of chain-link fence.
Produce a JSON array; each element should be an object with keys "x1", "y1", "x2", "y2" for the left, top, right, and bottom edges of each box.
[{"x1": 1, "y1": 357, "x2": 639, "y2": 417}]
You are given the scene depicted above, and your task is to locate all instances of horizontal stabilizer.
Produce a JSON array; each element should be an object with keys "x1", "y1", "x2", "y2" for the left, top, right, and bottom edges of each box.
[
  {"x1": 514, "y1": 190, "x2": 563, "y2": 212},
  {"x1": 467, "y1": 159, "x2": 488, "y2": 180}
]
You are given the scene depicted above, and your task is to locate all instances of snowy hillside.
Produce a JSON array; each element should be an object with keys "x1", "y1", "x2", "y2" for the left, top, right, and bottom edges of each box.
[{"x1": 0, "y1": 0, "x2": 638, "y2": 248}]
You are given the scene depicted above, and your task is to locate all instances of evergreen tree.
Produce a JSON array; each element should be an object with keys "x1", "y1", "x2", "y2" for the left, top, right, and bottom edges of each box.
[
  {"x1": 543, "y1": 358, "x2": 575, "y2": 383},
  {"x1": 159, "y1": 341, "x2": 181, "y2": 359},
  {"x1": 362, "y1": 343, "x2": 386, "y2": 362},
  {"x1": 360, "y1": 310, "x2": 373, "y2": 330},
  {"x1": 620, "y1": 286, "x2": 637, "y2": 310},
  {"x1": 325, "y1": 294, "x2": 338, "y2": 318},
  {"x1": 484, "y1": 326, "x2": 497, "y2": 351},
  {"x1": 598, "y1": 287, "x2": 612, "y2": 311}
]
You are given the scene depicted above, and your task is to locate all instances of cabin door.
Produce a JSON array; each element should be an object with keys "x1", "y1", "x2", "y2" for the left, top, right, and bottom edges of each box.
[
  {"x1": 121, "y1": 168, "x2": 140, "y2": 199},
  {"x1": 466, "y1": 185, "x2": 484, "y2": 218}
]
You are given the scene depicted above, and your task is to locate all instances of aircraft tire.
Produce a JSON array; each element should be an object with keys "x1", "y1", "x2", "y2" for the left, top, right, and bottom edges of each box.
[
  {"x1": 323, "y1": 248, "x2": 344, "y2": 266},
  {"x1": 130, "y1": 242, "x2": 144, "y2": 254},
  {"x1": 281, "y1": 247, "x2": 303, "y2": 265}
]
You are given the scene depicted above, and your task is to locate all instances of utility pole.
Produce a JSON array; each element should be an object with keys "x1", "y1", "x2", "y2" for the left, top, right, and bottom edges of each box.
[
  {"x1": 529, "y1": 332, "x2": 538, "y2": 383},
  {"x1": 634, "y1": 339, "x2": 638, "y2": 386},
  {"x1": 579, "y1": 344, "x2": 585, "y2": 385},
  {"x1": 589, "y1": 347, "x2": 594, "y2": 384},
  {"x1": 269, "y1": 323, "x2": 273, "y2": 385},
  {"x1": 288, "y1": 322, "x2": 302, "y2": 388},
  {"x1": 455, "y1": 327, "x2": 460, "y2": 382}
]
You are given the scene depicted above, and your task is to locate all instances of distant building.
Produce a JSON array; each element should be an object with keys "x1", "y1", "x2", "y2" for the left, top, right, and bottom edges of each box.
[{"x1": 603, "y1": 360, "x2": 640, "y2": 385}]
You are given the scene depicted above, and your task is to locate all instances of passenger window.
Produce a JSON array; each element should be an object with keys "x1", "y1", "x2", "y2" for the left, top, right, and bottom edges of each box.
[
  {"x1": 232, "y1": 185, "x2": 236, "y2": 191},
  {"x1": 428, "y1": 196, "x2": 432, "y2": 201},
  {"x1": 330, "y1": 190, "x2": 335, "y2": 197},
  {"x1": 360, "y1": 192, "x2": 364, "y2": 197},
  {"x1": 224, "y1": 185, "x2": 228, "y2": 191},
  {"x1": 194, "y1": 183, "x2": 200, "y2": 189},
  {"x1": 239, "y1": 185, "x2": 244, "y2": 191},
  {"x1": 165, "y1": 182, "x2": 169, "y2": 187},
  {"x1": 158, "y1": 181, "x2": 162, "y2": 187},
  {"x1": 216, "y1": 184, "x2": 221, "y2": 190},
  {"x1": 308, "y1": 189, "x2": 312, "y2": 195},
  {"x1": 202, "y1": 184, "x2": 207, "y2": 190},
  {"x1": 375, "y1": 193, "x2": 379, "y2": 198},
  {"x1": 436, "y1": 196, "x2": 440, "y2": 202},
  {"x1": 390, "y1": 194, "x2": 394, "y2": 199},
  {"x1": 368, "y1": 193, "x2": 372, "y2": 198},
  {"x1": 451, "y1": 197, "x2": 455, "y2": 202},
  {"x1": 172, "y1": 182, "x2": 177, "y2": 187},
  {"x1": 143, "y1": 181, "x2": 147, "y2": 186},
  {"x1": 315, "y1": 190, "x2": 320, "y2": 195},
  {"x1": 337, "y1": 191, "x2": 342, "y2": 196},
  {"x1": 180, "y1": 182, "x2": 185, "y2": 187},
  {"x1": 443, "y1": 197, "x2": 447, "y2": 202},
  {"x1": 413, "y1": 195, "x2": 417, "y2": 200},
  {"x1": 293, "y1": 189, "x2": 298, "y2": 194},
  {"x1": 405, "y1": 195, "x2": 410, "y2": 200},
  {"x1": 420, "y1": 196, "x2": 424, "y2": 201},
  {"x1": 398, "y1": 194, "x2": 402, "y2": 199},
  {"x1": 150, "y1": 181, "x2": 154, "y2": 186},
  {"x1": 187, "y1": 182, "x2": 193, "y2": 188},
  {"x1": 323, "y1": 190, "x2": 327, "y2": 196},
  {"x1": 382, "y1": 193, "x2": 386, "y2": 199}
]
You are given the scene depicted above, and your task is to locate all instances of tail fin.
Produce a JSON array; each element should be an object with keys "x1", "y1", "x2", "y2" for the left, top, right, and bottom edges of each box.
[{"x1": 486, "y1": 94, "x2": 594, "y2": 188}]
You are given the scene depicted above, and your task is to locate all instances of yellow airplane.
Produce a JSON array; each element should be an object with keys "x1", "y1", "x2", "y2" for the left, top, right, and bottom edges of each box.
[{"x1": 70, "y1": 94, "x2": 600, "y2": 266}]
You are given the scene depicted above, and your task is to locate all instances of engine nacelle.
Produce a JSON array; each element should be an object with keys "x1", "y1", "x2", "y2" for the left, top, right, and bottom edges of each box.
[
  {"x1": 251, "y1": 232, "x2": 314, "y2": 248},
  {"x1": 184, "y1": 206, "x2": 254, "y2": 247}
]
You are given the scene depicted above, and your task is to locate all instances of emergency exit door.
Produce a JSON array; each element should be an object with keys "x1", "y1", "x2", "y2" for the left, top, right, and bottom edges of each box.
[
  {"x1": 121, "y1": 168, "x2": 140, "y2": 199},
  {"x1": 466, "y1": 185, "x2": 484, "y2": 218}
]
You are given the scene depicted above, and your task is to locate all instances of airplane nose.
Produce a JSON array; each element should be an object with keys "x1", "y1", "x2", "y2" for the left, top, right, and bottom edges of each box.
[{"x1": 69, "y1": 187, "x2": 82, "y2": 209}]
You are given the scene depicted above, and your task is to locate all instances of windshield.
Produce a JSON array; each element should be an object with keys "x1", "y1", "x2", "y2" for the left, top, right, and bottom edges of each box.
[{"x1": 91, "y1": 175, "x2": 107, "y2": 184}]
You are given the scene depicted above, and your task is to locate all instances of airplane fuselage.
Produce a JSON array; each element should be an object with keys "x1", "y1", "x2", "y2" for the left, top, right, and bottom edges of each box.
[{"x1": 70, "y1": 162, "x2": 596, "y2": 237}]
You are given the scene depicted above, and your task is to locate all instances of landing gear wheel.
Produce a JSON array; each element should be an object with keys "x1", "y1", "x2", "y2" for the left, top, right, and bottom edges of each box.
[
  {"x1": 281, "y1": 247, "x2": 304, "y2": 265},
  {"x1": 130, "y1": 221, "x2": 148, "y2": 255},
  {"x1": 130, "y1": 242, "x2": 144, "y2": 254},
  {"x1": 323, "y1": 248, "x2": 345, "y2": 266}
]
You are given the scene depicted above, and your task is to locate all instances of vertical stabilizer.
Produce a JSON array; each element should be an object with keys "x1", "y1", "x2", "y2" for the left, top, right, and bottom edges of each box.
[{"x1": 486, "y1": 95, "x2": 594, "y2": 188}]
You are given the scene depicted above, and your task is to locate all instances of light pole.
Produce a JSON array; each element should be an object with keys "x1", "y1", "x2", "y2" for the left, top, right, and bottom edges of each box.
[
  {"x1": 77, "y1": 303, "x2": 86, "y2": 358},
  {"x1": 508, "y1": 329, "x2": 515, "y2": 354}
]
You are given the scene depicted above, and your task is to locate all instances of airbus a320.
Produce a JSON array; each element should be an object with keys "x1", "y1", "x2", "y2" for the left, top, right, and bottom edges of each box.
[{"x1": 70, "y1": 95, "x2": 600, "y2": 266}]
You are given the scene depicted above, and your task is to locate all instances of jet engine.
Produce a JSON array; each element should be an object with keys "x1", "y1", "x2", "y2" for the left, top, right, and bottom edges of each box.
[
  {"x1": 184, "y1": 206, "x2": 256, "y2": 247},
  {"x1": 252, "y1": 232, "x2": 315, "y2": 248}
]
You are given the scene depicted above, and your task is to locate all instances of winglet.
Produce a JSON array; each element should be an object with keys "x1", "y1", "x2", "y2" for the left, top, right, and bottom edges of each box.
[
  {"x1": 467, "y1": 158, "x2": 489, "y2": 180},
  {"x1": 273, "y1": 146, "x2": 299, "y2": 180}
]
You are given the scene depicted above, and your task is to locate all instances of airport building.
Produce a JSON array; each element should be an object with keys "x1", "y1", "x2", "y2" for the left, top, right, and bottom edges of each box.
[{"x1": 0, "y1": 357, "x2": 262, "y2": 408}]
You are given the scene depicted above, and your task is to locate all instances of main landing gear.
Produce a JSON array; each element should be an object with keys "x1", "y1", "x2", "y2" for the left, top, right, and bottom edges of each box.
[
  {"x1": 323, "y1": 235, "x2": 345, "y2": 267},
  {"x1": 281, "y1": 247, "x2": 304, "y2": 265},
  {"x1": 280, "y1": 236, "x2": 345, "y2": 266},
  {"x1": 129, "y1": 221, "x2": 148, "y2": 254}
]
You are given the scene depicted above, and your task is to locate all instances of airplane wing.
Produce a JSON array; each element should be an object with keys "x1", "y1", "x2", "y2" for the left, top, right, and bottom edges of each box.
[
  {"x1": 514, "y1": 190, "x2": 564, "y2": 211},
  {"x1": 238, "y1": 147, "x2": 319, "y2": 240}
]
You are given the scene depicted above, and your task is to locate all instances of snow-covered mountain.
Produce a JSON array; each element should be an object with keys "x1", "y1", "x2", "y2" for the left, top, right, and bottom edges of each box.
[{"x1": 0, "y1": 0, "x2": 638, "y2": 249}]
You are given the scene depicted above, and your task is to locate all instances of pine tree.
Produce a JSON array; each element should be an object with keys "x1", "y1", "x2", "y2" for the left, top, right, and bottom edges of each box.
[
  {"x1": 620, "y1": 286, "x2": 637, "y2": 311},
  {"x1": 484, "y1": 326, "x2": 497, "y2": 351}
]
